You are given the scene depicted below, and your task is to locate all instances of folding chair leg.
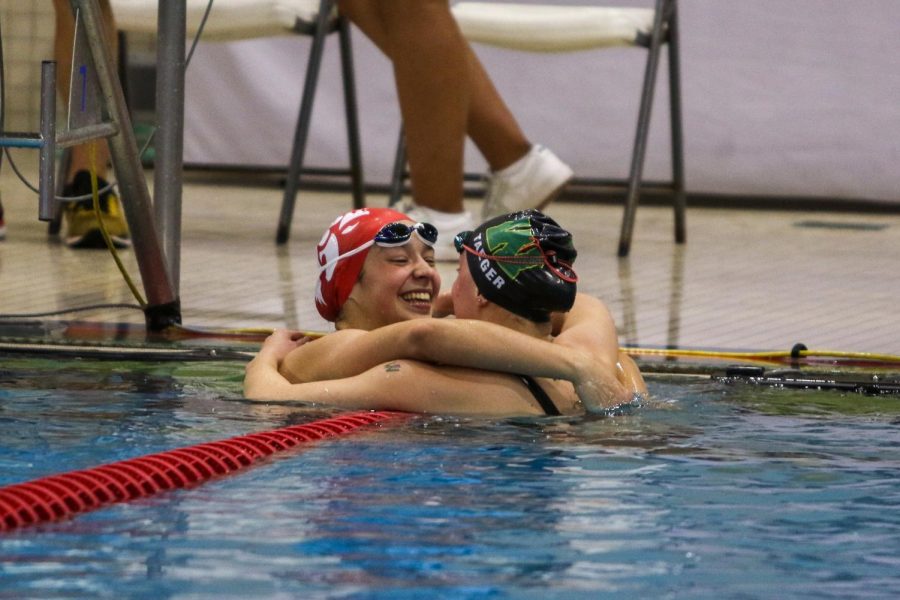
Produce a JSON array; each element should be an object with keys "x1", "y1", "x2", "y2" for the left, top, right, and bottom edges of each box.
[
  {"x1": 388, "y1": 126, "x2": 407, "y2": 207},
  {"x1": 338, "y1": 17, "x2": 365, "y2": 210},
  {"x1": 276, "y1": 0, "x2": 332, "y2": 245},
  {"x1": 667, "y1": 0, "x2": 687, "y2": 244},
  {"x1": 618, "y1": 0, "x2": 668, "y2": 257}
]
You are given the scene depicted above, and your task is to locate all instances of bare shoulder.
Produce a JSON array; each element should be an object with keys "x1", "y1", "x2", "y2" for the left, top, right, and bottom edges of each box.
[
  {"x1": 285, "y1": 329, "x2": 367, "y2": 362},
  {"x1": 553, "y1": 294, "x2": 619, "y2": 359},
  {"x1": 564, "y1": 294, "x2": 617, "y2": 332},
  {"x1": 281, "y1": 329, "x2": 369, "y2": 382}
]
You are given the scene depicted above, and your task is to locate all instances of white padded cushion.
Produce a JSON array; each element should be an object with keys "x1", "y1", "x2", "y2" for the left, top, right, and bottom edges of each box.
[
  {"x1": 452, "y1": 3, "x2": 655, "y2": 52},
  {"x1": 110, "y1": 0, "x2": 329, "y2": 40}
]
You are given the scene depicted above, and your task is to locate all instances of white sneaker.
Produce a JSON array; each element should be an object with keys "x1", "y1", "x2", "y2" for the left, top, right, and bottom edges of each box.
[
  {"x1": 398, "y1": 201, "x2": 474, "y2": 262},
  {"x1": 481, "y1": 145, "x2": 574, "y2": 220}
]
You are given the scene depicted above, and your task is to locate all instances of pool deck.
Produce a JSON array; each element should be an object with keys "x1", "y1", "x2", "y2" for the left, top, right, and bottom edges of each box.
[{"x1": 2, "y1": 157, "x2": 899, "y2": 371}]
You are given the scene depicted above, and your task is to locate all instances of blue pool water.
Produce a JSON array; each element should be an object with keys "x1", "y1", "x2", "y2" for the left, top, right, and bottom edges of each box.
[{"x1": 2, "y1": 356, "x2": 900, "y2": 598}]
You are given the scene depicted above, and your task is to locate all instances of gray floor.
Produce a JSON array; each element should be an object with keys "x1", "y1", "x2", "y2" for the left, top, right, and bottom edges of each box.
[{"x1": 1, "y1": 155, "x2": 898, "y2": 356}]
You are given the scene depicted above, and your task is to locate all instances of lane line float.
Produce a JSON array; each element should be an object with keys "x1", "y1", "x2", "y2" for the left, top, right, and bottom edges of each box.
[{"x1": 0, "y1": 411, "x2": 408, "y2": 532}]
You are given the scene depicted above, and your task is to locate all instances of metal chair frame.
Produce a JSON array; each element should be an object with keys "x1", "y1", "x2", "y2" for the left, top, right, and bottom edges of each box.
[{"x1": 276, "y1": 0, "x2": 365, "y2": 244}]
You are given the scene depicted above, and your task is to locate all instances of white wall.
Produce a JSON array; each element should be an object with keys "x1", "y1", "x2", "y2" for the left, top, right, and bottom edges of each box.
[
  {"x1": 0, "y1": 1, "x2": 56, "y2": 132},
  {"x1": 182, "y1": 0, "x2": 900, "y2": 203}
]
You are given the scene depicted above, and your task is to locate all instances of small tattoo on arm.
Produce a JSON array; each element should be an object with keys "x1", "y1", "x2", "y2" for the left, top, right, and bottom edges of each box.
[{"x1": 384, "y1": 362, "x2": 401, "y2": 373}]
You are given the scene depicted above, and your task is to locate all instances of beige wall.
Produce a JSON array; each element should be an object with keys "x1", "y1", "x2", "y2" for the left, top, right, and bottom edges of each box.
[
  {"x1": 0, "y1": 1, "x2": 55, "y2": 131},
  {"x1": 180, "y1": 1, "x2": 900, "y2": 204},
  {"x1": 4, "y1": 2, "x2": 899, "y2": 204}
]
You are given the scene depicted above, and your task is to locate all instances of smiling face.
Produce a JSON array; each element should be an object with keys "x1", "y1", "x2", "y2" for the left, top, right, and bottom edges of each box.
[{"x1": 339, "y1": 234, "x2": 441, "y2": 330}]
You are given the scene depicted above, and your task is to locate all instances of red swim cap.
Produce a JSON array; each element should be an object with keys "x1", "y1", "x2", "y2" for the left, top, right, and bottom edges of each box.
[{"x1": 315, "y1": 207, "x2": 411, "y2": 321}]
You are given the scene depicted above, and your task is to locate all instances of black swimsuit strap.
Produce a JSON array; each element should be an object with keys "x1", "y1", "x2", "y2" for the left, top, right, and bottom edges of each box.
[{"x1": 518, "y1": 374, "x2": 561, "y2": 416}]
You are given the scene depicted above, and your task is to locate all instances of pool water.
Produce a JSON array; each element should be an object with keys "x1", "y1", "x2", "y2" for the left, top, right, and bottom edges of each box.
[{"x1": 2, "y1": 356, "x2": 900, "y2": 599}]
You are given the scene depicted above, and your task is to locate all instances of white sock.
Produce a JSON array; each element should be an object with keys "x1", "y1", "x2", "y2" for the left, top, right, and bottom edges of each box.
[
  {"x1": 492, "y1": 144, "x2": 537, "y2": 178},
  {"x1": 407, "y1": 202, "x2": 470, "y2": 222}
]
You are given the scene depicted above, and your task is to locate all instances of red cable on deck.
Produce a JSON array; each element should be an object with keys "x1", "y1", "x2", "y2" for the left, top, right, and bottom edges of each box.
[{"x1": 0, "y1": 411, "x2": 407, "y2": 532}]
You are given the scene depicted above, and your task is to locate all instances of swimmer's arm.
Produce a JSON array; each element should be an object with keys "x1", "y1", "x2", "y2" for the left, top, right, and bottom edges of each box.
[
  {"x1": 388, "y1": 318, "x2": 586, "y2": 378},
  {"x1": 372, "y1": 317, "x2": 631, "y2": 410},
  {"x1": 552, "y1": 294, "x2": 646, "y2": 405},
  {"x1": 244, "y1": 330, "x2": 302, "y2": 400},
  {"x1": 276, "y1": 323, "x2": 528, "y2": 384},
  {"x1": 244, "y1": 329, "x2": 411, "y2": 401},
  {"x1": 381, "y1": 294, "x2": 632, "y2": 409},
  {"x1": 250, "y1": 360, "x2": 539, "y2": 416},
  {"x1": 278, "y1": 319, "x2": 582, "y2": 384},
  {"x1": 404, "y1": 314, "x2": 631, "y2": 410},
  {"x1": 553, "y1": 293, "x2": 621, "y2": 366},
  {"x1": 275, "y1": 315, "x2": 617, "y2": 403},
  {"x1": 278, "y1": 296, "x2": 641, "y2": 406},
  {"x1": 558, "y1": 293, "x2": 647, "y2": 400},
  {"x1": 279, "y1": 328, "x2": 385, "y2": 383}
]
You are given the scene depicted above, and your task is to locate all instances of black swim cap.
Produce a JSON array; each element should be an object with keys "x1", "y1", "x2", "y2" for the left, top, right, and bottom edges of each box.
[{"x1": 455, "y1": 209, "x2": 578, "y2": 322}]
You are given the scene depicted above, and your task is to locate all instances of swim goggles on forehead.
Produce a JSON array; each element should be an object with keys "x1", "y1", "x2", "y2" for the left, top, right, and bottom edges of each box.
[
  {"x1": 374, "y1": 221, "x2": 438, "y2": 247},
  {"x1": 453, "y1": 230, "x2": 578, "y2": 283},
  {"x1": 319, "y1": 221, "x2": 438, "y2": 273}
]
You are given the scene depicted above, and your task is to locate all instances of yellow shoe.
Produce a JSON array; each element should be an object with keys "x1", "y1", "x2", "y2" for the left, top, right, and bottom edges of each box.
[{"x1": 62, "y1": 172, "x2": 131, "y2": 249}]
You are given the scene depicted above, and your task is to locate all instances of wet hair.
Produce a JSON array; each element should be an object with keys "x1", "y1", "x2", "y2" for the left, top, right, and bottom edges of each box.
[{"x1": 456, "y1": 209, "x2": 577, "y2": 322}]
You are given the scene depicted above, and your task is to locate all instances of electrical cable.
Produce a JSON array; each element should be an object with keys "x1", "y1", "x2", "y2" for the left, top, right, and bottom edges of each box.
[
  {"x1": 621, "y1": 346, "x2": 900, "y2": 366},
  {"x1": 88, "y1": 140, "x2": 146, "y2": 305},
  {"x1": 0, "y1": 303, "x2": 142, "y2": 320},
  {"x1": 170, "y1": 328, "x2": 900, "y2": 367},
  {"x1": 170, "y1": 323, "x2": 297, "y2": 339}
]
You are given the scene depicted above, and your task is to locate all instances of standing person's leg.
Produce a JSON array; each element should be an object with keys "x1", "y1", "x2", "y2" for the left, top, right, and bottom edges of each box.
[
  {"x1": 52, "y1": 0, "x2": 130, "y2": 248},
  {"x1": 338, "y1": 0, "x2": 528, "y2": 172},
  {"x1": 53, "y1": 0, "x2": 114, "y2": 182},
  {"x1": 349, "y1": 0, "x2": 470, "y2": 259},
  {"x1": 376, "y1": 0, "x2": 469, "y2": 215}
]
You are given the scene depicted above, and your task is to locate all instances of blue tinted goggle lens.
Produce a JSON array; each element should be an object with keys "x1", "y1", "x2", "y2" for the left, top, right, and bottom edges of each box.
[{"x1": 374, "y1": 222, "x2": 438, "y2": 247}]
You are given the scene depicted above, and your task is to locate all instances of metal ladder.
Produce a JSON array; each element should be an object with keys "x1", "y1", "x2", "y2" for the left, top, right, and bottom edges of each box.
[{"x1": 0, "y1": 0, "x2": 182, "y2": 330}]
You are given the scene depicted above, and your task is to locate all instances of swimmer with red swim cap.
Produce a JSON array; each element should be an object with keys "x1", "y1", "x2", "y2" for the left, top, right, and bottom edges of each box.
[
  {"x1": 245, "y1": 209, "x2": 645, "y2": 415},
  {"x1": 314, "y1": 207, "x2": 441, "y2": 328}
]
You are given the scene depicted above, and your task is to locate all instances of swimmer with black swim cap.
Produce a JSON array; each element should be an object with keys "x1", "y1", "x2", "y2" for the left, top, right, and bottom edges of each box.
[{"x1": 453, "y1": 209, "x2": 578, "y2": 323}]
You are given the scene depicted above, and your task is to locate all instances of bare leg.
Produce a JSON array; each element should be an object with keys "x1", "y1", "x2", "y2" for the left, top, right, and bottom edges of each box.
[
  {"x1": 53, "y1": 0, "x2": 116, "y2": 182},
  {"x1": 368, "y1": 0, "x2": 469, "y2": 213},
  {"x1": 338, "y1": 0, "x2": 530, "y2": 175}
]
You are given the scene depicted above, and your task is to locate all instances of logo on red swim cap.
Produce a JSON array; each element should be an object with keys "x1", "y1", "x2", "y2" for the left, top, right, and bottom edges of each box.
[{"x1": 315, "y1": 207, "x2": 411, "y2": 321}]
